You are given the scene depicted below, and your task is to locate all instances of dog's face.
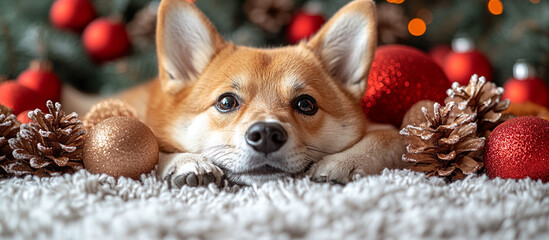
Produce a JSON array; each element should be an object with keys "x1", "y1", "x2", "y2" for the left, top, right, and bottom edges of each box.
[{"x1": 149, "y1": 0, "x2": 377, "y2": 184}]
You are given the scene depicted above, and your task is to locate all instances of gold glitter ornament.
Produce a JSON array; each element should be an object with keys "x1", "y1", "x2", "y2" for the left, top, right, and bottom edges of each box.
[
  {"x1": 83, "y1": 116, "x2": 158, "y2": 179},
  {"x1": 83, "y1": 99, "x2": 138, "y2": 130}
]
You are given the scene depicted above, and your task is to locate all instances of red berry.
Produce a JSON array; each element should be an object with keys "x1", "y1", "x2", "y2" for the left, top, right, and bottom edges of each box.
[
  {"x1": 17, "y1": 60, "x2": 62, "y2": 102},
  {"x1": 50, "y1": 0, "x2": 96, "y2": 32},
  {"x1": 83, "y1": 18, "x2": 131, "y2": 62},
  {"x1": 0, "y1": 81, "x2": 47, "y2": 115}
]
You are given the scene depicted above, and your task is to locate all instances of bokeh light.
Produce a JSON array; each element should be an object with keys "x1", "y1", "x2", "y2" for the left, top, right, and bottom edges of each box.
[
  {"x1": 387, "y1": 0, "x2": 405, "y2": 4},
  {"x1": 408, "y1": 18, "x2": 426, "y2": 36},
  {"x1": 488, "y1": 0, "x2": 503, "y2": 15}
]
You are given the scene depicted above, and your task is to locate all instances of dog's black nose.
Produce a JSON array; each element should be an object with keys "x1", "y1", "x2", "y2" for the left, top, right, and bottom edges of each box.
[{"x1": 245, "y1": 122, "x2": 287, "y2": 154}]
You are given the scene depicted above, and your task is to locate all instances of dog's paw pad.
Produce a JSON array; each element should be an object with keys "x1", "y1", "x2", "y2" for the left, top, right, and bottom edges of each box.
[
  {"x1": 161, "y1": 153, "x2": 225, "y2": 188},
  {"x1": 307, "y1": 161, "x2": 356, "y2": 184},
  {"x1": 174, "y1": 173, "x2": 200, "y2": 187}
]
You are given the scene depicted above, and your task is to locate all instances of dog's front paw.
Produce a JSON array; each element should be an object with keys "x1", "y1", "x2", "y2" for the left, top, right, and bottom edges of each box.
[
  {"x1": 161, "y1": 153, "x2": 224, "y2": 188},
  {"x1": 307, "y1": 158, "x2": 365, "y2": 184}
]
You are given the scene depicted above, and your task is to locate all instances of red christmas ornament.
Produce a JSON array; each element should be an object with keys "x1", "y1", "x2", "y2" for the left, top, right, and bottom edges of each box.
[
  {"x1": 443, "y1": 36, "x2": 492, "y2": 85},
  {"x1": 429, "y1": 44, "x2": 451, "y2": 67},
  {"x1": 17, "y1": 60, "x2": 62, "y2": 102},
  {"x1": 49, "y1": 0, "x2": 96, "y2": 32},
  {"x1": 502, "y1": 60, "x2": 549, "y2": 107},
  {"x1": 0, "y1": 81, "x2": 47, "y2": 115},
  {"x1": 17, "y1": 110, "x2": 32, "y2": 124},
  {"x1": 83, "y1": 18, "x2": 131, "y2": 62},
  {"x1": 286, "y1": 10, "x2": 325, "y2": 44},
  {"x1": 484, "y1": 116, "x2": 549, "y2": 182},
  {"x1": 361, "y1": 45, "x2": 450, "y2": 127}
]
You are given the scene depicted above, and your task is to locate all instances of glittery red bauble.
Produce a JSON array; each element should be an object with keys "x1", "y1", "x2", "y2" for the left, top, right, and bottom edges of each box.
[
  {"x1": 443, "y1": 50, "x2": 492, "y2": 85},
  {"x1": 17, "y1": 61, "x2": 62, "y2": 102},
  {"x1": 484, "y1": 116, "x2": 549, "y2": 182},
  {"x1": 83, "y1": 18, "x2": 130, "y2": 62},
  {"x1": 0, "y1": 81, "x2": 47, "y2": 115},
  {"x1": 429, "y1": 44, "x2": 451, "y2": 67},
  {"x1": 49, "y1": 0, "x2": 96, "y2": 32},
  {"x1": 502, "y1": 77, "x2": 549, "y2": 107},
  {"x1": 286, "y1": 11, "x2": 325, "y2": 44},
  {"x1": 361, "y1": 45, "x2": 450, "y2": 127}
]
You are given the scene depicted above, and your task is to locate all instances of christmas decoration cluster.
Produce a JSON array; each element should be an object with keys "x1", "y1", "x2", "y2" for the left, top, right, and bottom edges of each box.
[
  {"x1": 0, "y1": 99, "x2": 159, "y2": 180},
  {"x1": 400, "y1": 75, "x2": 510, "y2": 181},
  {"x1": 1, "y1": 0, "x2": 549, "y2": 183}
]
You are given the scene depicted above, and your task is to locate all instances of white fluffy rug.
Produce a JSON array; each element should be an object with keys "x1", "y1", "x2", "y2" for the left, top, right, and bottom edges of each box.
[{"x1": 1, "y1": 169, "x2": 548, "y2": 239}]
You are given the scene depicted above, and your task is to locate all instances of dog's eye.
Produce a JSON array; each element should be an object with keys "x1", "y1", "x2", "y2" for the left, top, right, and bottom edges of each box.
[
  {"x1": 216, "y1": 93, "x2": 240, "y2": 113},
  {"x1": 292, "y1": 95, "x2": 318, "y2": 116}
]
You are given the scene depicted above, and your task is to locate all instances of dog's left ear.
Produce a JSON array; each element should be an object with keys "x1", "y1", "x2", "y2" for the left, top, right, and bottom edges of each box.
[{"x1": 307, "y1": 0, "x2": 377, "y2": 100}]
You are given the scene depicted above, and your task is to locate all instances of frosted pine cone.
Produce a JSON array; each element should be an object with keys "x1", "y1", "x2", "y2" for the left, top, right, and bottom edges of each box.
[
  {"x1": 0, "y1": 105, "x2": 32, "y2": 177},
  {"x1": 400, "y1": 102, "x2": 485, "y2": 181},
  {"x1": 446, "y1": 74, "x2": 510, "y2": 137},
  {"x1": 8, "y1": 101, "x2": 86, "y2": 177}
]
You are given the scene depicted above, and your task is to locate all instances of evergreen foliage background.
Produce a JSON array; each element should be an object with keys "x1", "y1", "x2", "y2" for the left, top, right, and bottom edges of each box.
[{"x1": 0, "y1": 0, "x2": 548, "y2": 94}]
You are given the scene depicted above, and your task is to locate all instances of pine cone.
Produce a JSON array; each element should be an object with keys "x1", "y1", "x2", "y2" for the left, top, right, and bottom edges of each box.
[
  {"x1": 8, "y1": 101, "x2": 86, "y2": 177},
  {"x1": 244, "y1": 0, "x2": 294, "y2": 33},
  {"x1": 446, "y1": 74, "x2": 510, "y2": 137},
  {"x1": 83, "y1": 99, "x2": 138, "y2": 130},
  {"x1": 400, "y1": 102, "x2": 485, "y2": 181},
  {"x1": 0, "y1": 105, "x2": 32, "y2": 177}
]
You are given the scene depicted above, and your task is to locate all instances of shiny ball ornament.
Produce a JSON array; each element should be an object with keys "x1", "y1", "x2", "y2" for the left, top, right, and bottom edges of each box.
[
  {"x1": 17, "y1": 60, "x2": 62, "y2": 102},
  {"x1": 502, "y1": 60, "x2": 549, "y2": 107},
  {"x1": 361, "y1": 45, "x2": 450, "y2": 127},
  {"x1": 443, "y1": 36, "x2": 492, "y2": 85},
  {"x1": 49, "y1": 0, "x2": 96, "y2": 32},
  {"x1": 83, "y1": 116, "x2": 159, "y2": 179},
  {"x1": 286, "y1": 10, "x2": 325, "y2": 44},
  {"x1": 484, "y1": 116, "x2": 549, "y2": 182},
  {"x1": 0, "y1": 81, "x2": 47, "y2": 115},
  {"x1": 429, "y1": 44, "x2": 451, "y2": 67},
  {"x1": 83, "y1": 18, "x2": 131, "y2": 62}
]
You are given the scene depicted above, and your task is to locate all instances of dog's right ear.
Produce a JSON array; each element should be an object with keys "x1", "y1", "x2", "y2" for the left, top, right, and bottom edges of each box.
[{"x1": 156, "y1": 0, "x2": 225, "y2": 94}]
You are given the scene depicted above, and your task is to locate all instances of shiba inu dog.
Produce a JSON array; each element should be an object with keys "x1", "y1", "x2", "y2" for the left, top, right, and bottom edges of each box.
[{"x1": 119, "y1": 0, "x2": 406, "y2": 187}]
